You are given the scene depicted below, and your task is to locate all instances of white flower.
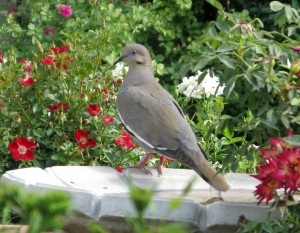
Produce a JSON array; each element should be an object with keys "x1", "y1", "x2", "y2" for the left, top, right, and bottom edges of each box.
[
  {"x1": 112, "y1": 62, "x2": 128, "y2": 79},
  {"x1": 177, "y1": 70, "x2": 225, "y2": 99}
]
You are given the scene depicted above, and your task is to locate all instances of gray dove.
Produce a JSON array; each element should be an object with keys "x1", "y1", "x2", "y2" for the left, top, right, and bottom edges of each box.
[{"x1": 114, "y1": 44, "x2": 229, "y2": 191}]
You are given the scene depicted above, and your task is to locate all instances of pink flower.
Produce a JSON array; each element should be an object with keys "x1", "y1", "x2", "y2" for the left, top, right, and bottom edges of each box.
[
  {"x1": 54, "y1": 56, "x2": 73, "y2": 70},
  {"x1": 18, "y1": 60, "x2": 33, "y2": 73},
  {"x1": 291, "y1": 46, "x2": 300, "y2": 52},
  {"x1": 115, "y1": 138, "x2": 123, "y2": 147},
  {"x1": 0, "y1": 53, "x2": 4, "y2": 62},
  {"x1": 58, "y1": 5, "x2": 72, "y2": 17},
  {"x1": 287, "y1": 128, "x2": 293, "y2": 136},
  {"x1": 54, "y1": 61, "x2": 67, "y2": 70},
  {"x1": 269, "y1": 137, "x2": 291, "y2": 152},
  {"x1": 87, "y1": 104, "x2": 101, "y2": 116},
  {"x1": 102, "y1": 88, "x2": 108, "y2": 95},
  {"x1": 254, "y1": 180, "x2": 281, "y2": 205},
  {"x1": 74, "y1": 130, "x2": 96, "y2": 149},
  {"x1": 21, "y1": 77, "x2": 35, "y2": 86},
  {"x1": 6, "y1": 7, "x2": 16, "y2": 15},
  {"x1": 8, "y1": 136, "x2": 36, "y2": 161},
  {"x1": 46, "y1": 102, "x2": 69, "y2": 111},
  {"x1": 18, "y1": 74, "x2": 34, "y2": 86},
  {"x1": 259, "y1": 147, "x2": 278, "y2": 159},
  {"x1": 51, "y1": 45, "x2": 69, "y2": 54},
  {"x1": 41, "y1": 55, "x2": 54, "y2": 66},
  {"x1": 115, "y1": 132, "x2": 136, "y2": 149},
  {"x1": 102, "y1": 115, "x2": 114, "y2": 125},
  {"x1": 44, "y1": 27, "x2": 56, "y2": 36},
  {"x1": 115, "y1": 167, "x2": 124, "y2": 173},
  {"x1": 252, "y1": 159, "x2": 279, "y2": 181},
  {"x1": 253, "y1": 129, "x2": 300, "y2": 204}
]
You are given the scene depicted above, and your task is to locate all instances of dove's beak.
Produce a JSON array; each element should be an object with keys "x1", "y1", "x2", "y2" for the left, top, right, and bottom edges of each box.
[{"x1": 113, "y1": 55, "x2": 127, "y2": 66}]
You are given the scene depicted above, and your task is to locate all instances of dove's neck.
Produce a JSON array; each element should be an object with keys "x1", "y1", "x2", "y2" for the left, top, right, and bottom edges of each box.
[{"x1": 122, "y1": 65, "x2": 155, "y2": 89}]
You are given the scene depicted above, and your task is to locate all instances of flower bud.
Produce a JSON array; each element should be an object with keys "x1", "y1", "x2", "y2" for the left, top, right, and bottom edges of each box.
[{"x1": 290, "y1": 60, "x2": 300, "y2": 75}]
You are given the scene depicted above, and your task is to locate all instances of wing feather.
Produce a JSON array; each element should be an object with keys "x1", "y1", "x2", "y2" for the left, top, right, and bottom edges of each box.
[{"x1": 117, "y1": 84, "x2": 180, "y2": 151}]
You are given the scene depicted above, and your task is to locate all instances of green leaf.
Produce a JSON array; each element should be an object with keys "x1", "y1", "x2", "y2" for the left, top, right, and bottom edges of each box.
[
  {"x1": 215, "y1": 21, "x2": 231, "y2": 33},
  {"x1": 291, "y1": 116, "x2": 300, "y2": 123},
  {"x1": 287, "y1": 26, "x2": 296, "y2": 37},
  {"x1": 281, "y1": 115, "x2": 289, "y2": 128},
  {"x1": 217, "y1": 54, "x2": 235, "y2": 69},
  {"x1": 291, "y1": 98, "x2": 300, "y2": 106},
  {"x1": 155, "y1": 54, "x2": 164, "y2": 62},
  {"x1": 220, "y1": 115, "x2": 232, "y2": 120},
  {"x1": 229, "y1": 137, "x2": 244, "y2": 144},
  {"x1": 260, "y1": 119, "x2": 279, "y2": 130},
  {"x1": 28, "y1": 23, "x2": 35, "y2": 30},
  {"x1": 224, "y1": 127, "x2": 233, "y2": 139},
  {"x1": 230, "y1": 162, "x2": 238, "y2": 172},
  {"x1": 284, "y1": 6, "x2": 293, "y2": 20},
  {"x1": 282, "y1": 135, "x2": 300, "y2": 146},
  {"x1": 33, "y1": 128, "x2": 44, "y2": 138},
  {"x1": 266, "y1": 109, "x2": 277, "y2": 125},
  {"x1": 180, "y1": 63, "x2": 192, "y2": 77},
  {"x1": 208, "y1": 25, "x2": 218, "y2": 37},
  {"x1": 224, "y1": 76, "x2": 236, "y2": 97},
  {"x1": 217, "y1": 44, "x2": 237, "y2": 53},
  {"x1": 206, "y1": 0, "x2": 223, "y2": 11},
  {"x1": 270, "y1": 1, "x2": 284, "y2": 12},
  {"x1": 193, "y1": 56, "x2": 215, "y2": 71},
  {"x1": 245, "y1": 72, "x2": 265, "y2": 91}
]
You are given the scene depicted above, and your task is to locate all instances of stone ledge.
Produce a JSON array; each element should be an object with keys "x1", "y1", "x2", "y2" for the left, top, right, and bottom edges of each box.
[{"x1": 1, "y1": 166, "x2": 280, "y2": 233}]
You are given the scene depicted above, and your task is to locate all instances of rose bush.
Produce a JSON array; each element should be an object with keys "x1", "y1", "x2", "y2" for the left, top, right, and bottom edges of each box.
[{"x1": 0, "y1": 36, "x2": 144, "y2": 173}]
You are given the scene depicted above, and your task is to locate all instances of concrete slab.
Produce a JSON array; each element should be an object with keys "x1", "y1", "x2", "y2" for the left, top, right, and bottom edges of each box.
[{"x1": 1, "y1": 166, "x2": 282, "y2": 233}]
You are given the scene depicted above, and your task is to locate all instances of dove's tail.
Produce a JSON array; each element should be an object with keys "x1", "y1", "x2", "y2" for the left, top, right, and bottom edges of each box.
[{"x1": 192, "y1": 149, "x2": 230, "y2": 192}]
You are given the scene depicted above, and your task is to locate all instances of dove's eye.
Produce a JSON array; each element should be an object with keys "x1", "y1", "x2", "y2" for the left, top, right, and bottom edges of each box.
[{"x1": 132, "y1": 50, "x2": 137, "y2": 55}]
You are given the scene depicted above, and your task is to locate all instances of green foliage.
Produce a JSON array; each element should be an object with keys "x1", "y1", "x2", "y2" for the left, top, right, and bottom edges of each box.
[
  {"x1": 0, "y1": 183, "x2": 71, "y2": 233},
  {"x1": 178, "y1": 0, "x2": 300, "y2": 172}
]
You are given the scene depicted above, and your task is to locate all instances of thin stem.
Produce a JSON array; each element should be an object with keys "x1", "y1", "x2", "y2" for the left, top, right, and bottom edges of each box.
[{"x1": 268, "y1": 31, "x2": 294, "y2": 42}]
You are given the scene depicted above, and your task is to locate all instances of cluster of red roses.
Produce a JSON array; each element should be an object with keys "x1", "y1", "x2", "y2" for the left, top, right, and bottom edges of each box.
[
  {"x1": 115, "y1": 132, "x2": 136, "y2": 150},
  {"x1": 253, "y1": 129, "x2": 300, "y2": 205},
  {"x1": 41, "y1": 45, "x2": 73, "y2": 70},
  {"x1": 10, "y1": 44, "x2": 73, "y2": 87}
]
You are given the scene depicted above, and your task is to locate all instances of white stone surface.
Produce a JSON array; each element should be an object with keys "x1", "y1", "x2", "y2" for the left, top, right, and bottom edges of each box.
[{"x1": 1, "y1": 166, "x2": 280, "y2": 232}]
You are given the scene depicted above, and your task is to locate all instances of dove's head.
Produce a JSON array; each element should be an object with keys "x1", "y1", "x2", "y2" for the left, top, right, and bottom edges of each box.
[{"x1": 113, "y1": 44, "x2": 152, "y2": 68}]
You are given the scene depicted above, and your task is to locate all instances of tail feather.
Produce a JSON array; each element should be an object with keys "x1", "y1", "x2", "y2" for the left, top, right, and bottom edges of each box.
[
  {"x1": 157, "y1": 145, "x2": 229, "y2": 191},
  {"x1": 192, "y1": 155, "x2": 230, "y2": 192}
]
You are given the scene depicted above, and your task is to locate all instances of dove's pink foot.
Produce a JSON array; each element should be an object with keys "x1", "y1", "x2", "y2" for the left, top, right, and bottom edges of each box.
[
  {"x1": 149, "y1": 155, "x2": 165, "y2": 176},
  {"x1": 124, "y1": 153, "x2": 167, "y2": 176},
  {"x1": 124, "y1": 153, "x2": 154, "y2": 175}
]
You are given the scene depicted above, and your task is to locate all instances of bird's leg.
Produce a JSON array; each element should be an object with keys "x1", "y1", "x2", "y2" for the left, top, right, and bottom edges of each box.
[
  {"x1": 157, "y1": 155, "x2": 165, "y2": 176},
  {"x1": 149, "y1": 155, "x2": 165, "y2": 176},
  {"x1": 124, "y1": 153, "x2": 154, "y2": 175}
]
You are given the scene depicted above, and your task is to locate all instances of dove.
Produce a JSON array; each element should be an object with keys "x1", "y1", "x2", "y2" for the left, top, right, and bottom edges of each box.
[{"x1": 114, "y1": 44, "x2": 229, "y2": 191}]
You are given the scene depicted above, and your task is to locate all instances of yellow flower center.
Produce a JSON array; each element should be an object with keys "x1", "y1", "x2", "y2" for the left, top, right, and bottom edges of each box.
[
  {"x1": 18, "y1": 145, "x2": 27, "y2": 154},
  {"x1": 80, "y1": 137, "x2": 87, "y2": 144}
]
